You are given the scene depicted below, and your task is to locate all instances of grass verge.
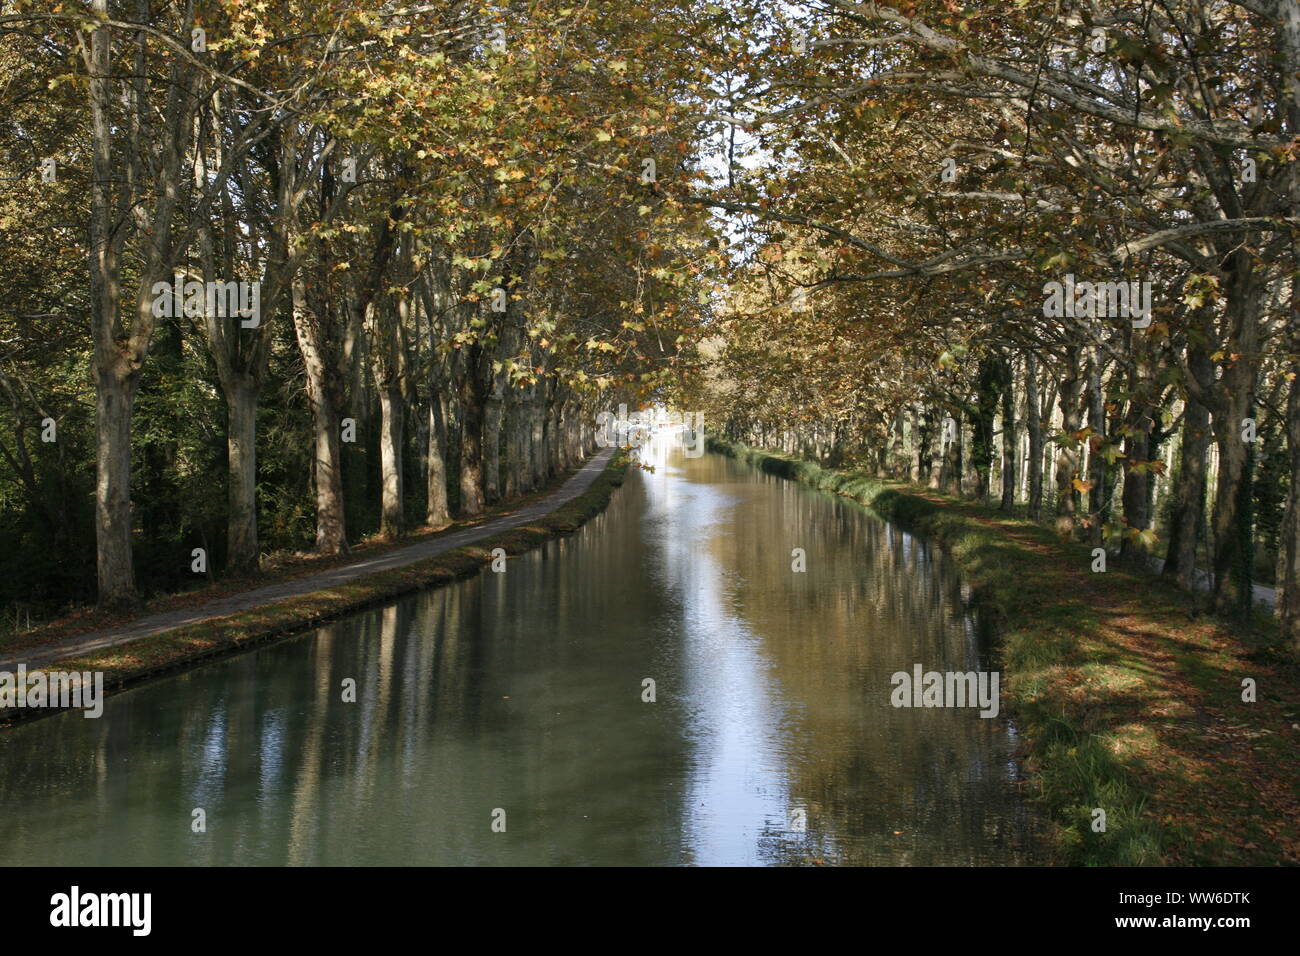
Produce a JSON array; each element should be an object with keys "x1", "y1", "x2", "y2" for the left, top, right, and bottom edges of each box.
[{"x1": 709, "y1": 436, "x2": 1300, "y2": 866}]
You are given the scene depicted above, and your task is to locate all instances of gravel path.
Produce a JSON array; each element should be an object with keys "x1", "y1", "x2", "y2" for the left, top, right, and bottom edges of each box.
[
  {"x1": 1, "y1": 447, "x2": 616, "y2": 670},
  {"x1": 1145, "y1": 554, "x2": 1277, "y2": 609}
]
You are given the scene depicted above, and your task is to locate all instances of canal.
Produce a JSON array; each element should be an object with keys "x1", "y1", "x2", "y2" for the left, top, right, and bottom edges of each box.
[{"x1": 0, "y1": 440, "x2": 1043, "y2": 865}]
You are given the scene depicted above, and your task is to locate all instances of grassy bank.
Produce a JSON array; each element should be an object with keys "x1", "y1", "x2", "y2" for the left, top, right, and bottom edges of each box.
[
  {"x1": 0, "y1": 453, "x2": 629, "y2": 729},
  {"x1": 709, "y1": 437, "x2": 1300, "y2": 866}
]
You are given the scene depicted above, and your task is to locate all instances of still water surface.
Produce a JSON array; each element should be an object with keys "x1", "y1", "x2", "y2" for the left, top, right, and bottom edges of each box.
[{"x1": 0, "y1": 442, "x2": 1043, "y2": 865}]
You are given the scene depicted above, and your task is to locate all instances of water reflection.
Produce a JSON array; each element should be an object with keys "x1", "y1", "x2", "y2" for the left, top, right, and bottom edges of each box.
[{"x1": 0, "y1": 437, "x2": 1043, "y2": 865}]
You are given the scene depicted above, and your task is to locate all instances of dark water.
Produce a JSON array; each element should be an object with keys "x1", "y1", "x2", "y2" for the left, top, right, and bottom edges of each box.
[{"x1": 0, "y1": 442, "x2": 1044, "y2": 865}]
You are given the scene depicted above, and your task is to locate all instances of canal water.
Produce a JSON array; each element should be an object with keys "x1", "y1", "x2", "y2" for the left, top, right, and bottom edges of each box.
[{"x1": 0, "y1": 439, "x2": 1044, "y2": 865}]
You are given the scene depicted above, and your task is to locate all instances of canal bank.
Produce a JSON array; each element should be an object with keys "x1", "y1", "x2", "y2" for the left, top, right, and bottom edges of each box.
[
  {"x1": 707, "y1": 437, "x2": 1300, "y2": 867},
  {"x1": 0, "y1": 439, "x2": 1044, "y2": 865},
  {"x1": 0, "y1": 450, "x2": 629, "y2": 729}
]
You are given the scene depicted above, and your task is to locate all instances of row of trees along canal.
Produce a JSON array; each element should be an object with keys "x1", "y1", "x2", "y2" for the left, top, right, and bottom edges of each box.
[
  {"x1": 5, "y1": 1, "x2": 1300, "y2": 657},
  {"x1": 0, "y1": 1, "x2": 722, "y2": 617},
  {"x1": 672, "y1": 0, "x2": 1300, "y2": 652}
]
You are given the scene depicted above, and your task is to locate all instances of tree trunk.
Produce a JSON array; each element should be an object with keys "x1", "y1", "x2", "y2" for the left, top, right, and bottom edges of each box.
[
  {"x1": 890, "y1": 407, "x2": 906, "y2": 479},
  {"x1": 547, "y1": 401, "x2": 565, "y2": 475},
  {"x1": 1000, "y1": 359, "x2": 1017, "y2": 512},
  {"x1": 377, "y1": 381, "x2": 404, "y2": 538},
  {"x1": 1085, "y1": 346, "x2": 1106, "y2": 546},
  {"x1": 483, "y1": 396, "x2": 503, "y2": 505},
  {"x1": 1119, "y1": 352, "x2": 1158, "y2": 564},
  {"x1": 1164, "y1": 351, "x2": 1212, "y2": 591},
  {"x1": 458, "y1": 372, "x2": 486, "y2": 516},
  {"x1": 1279, "y1": 355, "x2": 1300, "y2": 650},
  {"x1": 291, "y1": 279, "x2": 348, "y2": 554},
  {"x1": 1026, "y1": 353, "x2": 1044, "y2": 520},
  {"x1": 940, "y1": 413, "x2": 962, "y2": 496},
  {"x1": 1054, "y1": 358, "x2": 1085, "y2": 535},
  {"x1": 1207, "y1": 255, "x2": 1262, "y2": 613},
  {"x1": 505, "y1": 390, "x2": 530, "y2": 497},
  {"x1": 972, "y1": 358, "x2": 1003, "y2": 502},
  {"x1": 426, "y1": 391, "x2": 451, "y2": 528},
  {"x1": 1275, "y1": 0, "x2": 1300, "y2": 649},
  {"x1": 917, "y1": 408, "x2": 936, "y2": 486},
  {"x1": 225, "y1": 375, "x2": 260, "y2": 572},
  {"x1": 529, "y1": 390, "x2": 547, "y2": 486},
  {"x1": 1119, "y1": 419, "x2": 1152, "y2": 564},
  {"x1": 94, "y1": 366, "x2": 139, "y2": 606}
]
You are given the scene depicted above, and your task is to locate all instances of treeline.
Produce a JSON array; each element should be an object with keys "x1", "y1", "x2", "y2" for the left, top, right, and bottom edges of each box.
[
  {"x1": 0, "y1": 0, "x2": 723, "y2": 619},
  {"x1": 8, "y1": 0, "x2": 1299, "y2": 654},
  {"x1": 679, "y1": 0, "x2": 1300, "y2": 648}
]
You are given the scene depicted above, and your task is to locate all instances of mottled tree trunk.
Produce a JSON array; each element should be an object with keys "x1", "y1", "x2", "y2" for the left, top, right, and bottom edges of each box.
[
  {"x1": 426, "y1": 391, "x2": 451, "y2": 528},
  {"x1": 547, "y1": 401, "x2": 565, "y2": 475},
  {"x1": 377, "y1": 381, "x2": 404, "y2": 538},
  {"x1": 94, "y1": 366, "x2": 139, "y2": 606},
  {"x1": 1119, "y1": 353, "x2": 1158, "y2": 563},
  {"x1": 940, "y1": 413, "x2": 962, "y2": 496},
  {"x1": 1276, "y1": 0, "x2": 1300, "y2": 649},
  {"x1": 1119, "y1": 421, "x2": 1152, "y2": 564},
  {"x1": 890, "y1": 408, "x2": 906, "y2": 479},
  {"x1": 1054, "y1": 359, "x2": 1085, "y2": 535},
  {"x1": 459, "y1": 374, "x2": 486, "y2": 516},
  {"x1": 483, "y1": 394, "x2": 503, "y2": 505},
  {"x1": 505, "y1": 391, "x2": 529, "y2": 497},
  {"x1": 1279, "y1": 359, "x2": 1300, "y2": 650},
  {"x1": 1025, "y1": 357, "x2": 1043, "y2": 519},
  {"x1": 291, "y1": 279, "x2": 348, "y2": 554},
  {"x1": 1207, "y1": 257, "x2": 1262, "y2": 613},
  {"x1": 1000, "y1": 361, "x2": 1017, "y2": 512},
  {"x1": 1164, "y1": 354, "x2": 1211, "y2": 590},
  {"x1": 225, "y1": 375, "x2": 260, "y2": 572},
  {"x1": 1085, "y1": 347, "x2": 1106, "y2": 546},
  {"x1": 918, "y1": 408, "x2": 937, "y2": 486},
  {"x1": 529, "y1": 390, "x2": 547, "y2": 486}
]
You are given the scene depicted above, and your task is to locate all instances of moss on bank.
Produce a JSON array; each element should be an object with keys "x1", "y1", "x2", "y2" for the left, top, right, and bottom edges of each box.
[
  {"x1": 709, "y1": 436, "x2": 1300, "y2": 867},
  {"x1": 0, "y1": 453, "x2": 628, "y2": 729}
]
